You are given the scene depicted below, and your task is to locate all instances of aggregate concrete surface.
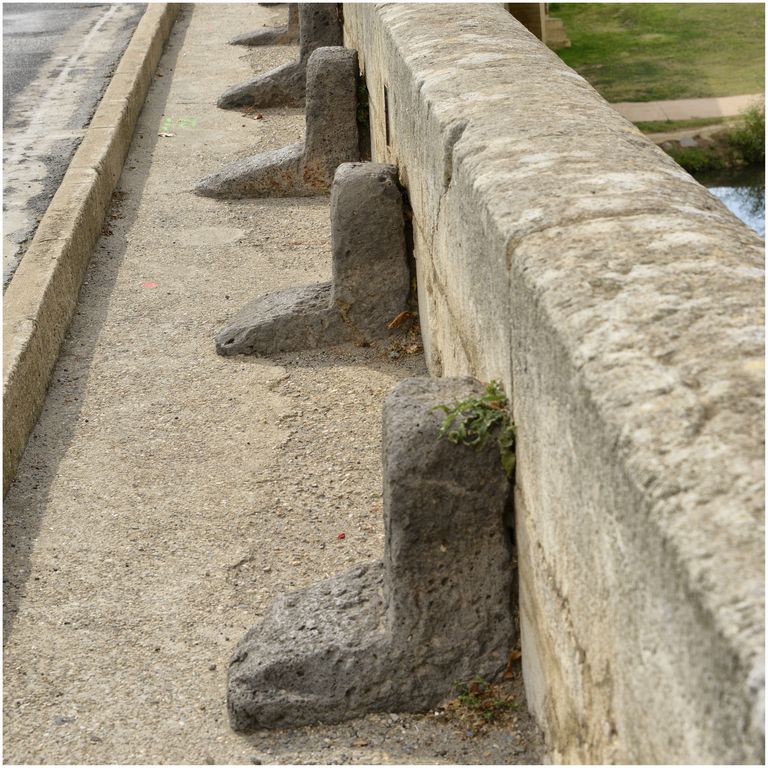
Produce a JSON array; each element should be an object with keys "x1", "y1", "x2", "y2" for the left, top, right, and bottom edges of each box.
[{"x1": 3, "y1": 5, "x2": 543, "y2": 764}]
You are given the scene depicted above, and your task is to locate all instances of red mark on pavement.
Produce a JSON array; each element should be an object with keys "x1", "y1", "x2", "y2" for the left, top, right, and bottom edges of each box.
[
  {"x1": 141, "y1": 282, "x2": 160, "y2": 288},
  {"x1": 337, "y1": 533, "x2": 346, "y2": 540}
]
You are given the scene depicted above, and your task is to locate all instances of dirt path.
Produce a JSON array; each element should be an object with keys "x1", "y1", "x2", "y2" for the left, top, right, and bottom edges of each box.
[{"x1": 3, "y1": 5, "x2": 542, "y2": 764}]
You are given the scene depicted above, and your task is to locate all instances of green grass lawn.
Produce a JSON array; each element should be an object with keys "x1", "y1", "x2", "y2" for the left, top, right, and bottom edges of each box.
[{"x1": 551, "y1": 3, "x2": 765, "y2": 102}]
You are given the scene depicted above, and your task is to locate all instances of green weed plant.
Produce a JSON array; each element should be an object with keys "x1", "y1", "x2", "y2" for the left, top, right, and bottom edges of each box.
[{"x1": 433, "y1": 380, "x2": 516, "y2": 479}]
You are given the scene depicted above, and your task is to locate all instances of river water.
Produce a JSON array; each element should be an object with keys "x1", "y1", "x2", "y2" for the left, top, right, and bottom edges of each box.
[{"x1": 696, "y1": 166, "x2": 765, "y2": 238}]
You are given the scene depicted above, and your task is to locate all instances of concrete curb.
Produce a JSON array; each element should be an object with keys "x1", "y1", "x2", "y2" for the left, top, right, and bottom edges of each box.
[{"x1": 2, "y1": 3, "x2": 181, "y2": 496}]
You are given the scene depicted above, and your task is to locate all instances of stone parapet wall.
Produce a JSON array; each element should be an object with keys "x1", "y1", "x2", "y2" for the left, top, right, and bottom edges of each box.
[{"x1": 343, "y1": 3, "x2": 764, "y2": 763}]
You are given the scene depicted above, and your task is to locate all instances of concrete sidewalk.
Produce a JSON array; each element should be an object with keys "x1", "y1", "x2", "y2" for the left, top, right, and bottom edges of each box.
[
  {"x1": 612, "y1": 92, "x2": 764, "y2": 123},
  {"x1": 3, "y1": 4, "x2": 540, "y2": 764}
]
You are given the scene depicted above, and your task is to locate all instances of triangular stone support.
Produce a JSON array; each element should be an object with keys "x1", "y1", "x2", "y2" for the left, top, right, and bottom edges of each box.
[
  {"x1": 214, "y1": 162, "x2": 410, "y2": 356},
  {"x1": 227, "y1": 376, "x2": 516, "y2": 731},
  {"x1": 218, "y1": 4, "x2": 342, "y2": 110},
  {"x1": 229, "y1": 4, "x2": 299, "y2": 47},
  {"x1": 196, "y1": 47, "x2": 359, "y2": 200}
]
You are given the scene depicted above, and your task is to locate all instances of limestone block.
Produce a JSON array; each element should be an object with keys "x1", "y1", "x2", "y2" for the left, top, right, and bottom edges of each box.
[
  {"x1": 219, "y1": 4, "x2": 342, "y2": 109},
  {"x1": 229, "y1": 4, "x2": 299, "y2": 47},
  {"x1": 214, "y1": 163, "x2": 409, "y2": 355},
  {"x1": 197, "y1": 47, "x2": 358, "y2": 199},
  {"x1": 227, "y1": 376, "x2": 515, "y2": 731}
]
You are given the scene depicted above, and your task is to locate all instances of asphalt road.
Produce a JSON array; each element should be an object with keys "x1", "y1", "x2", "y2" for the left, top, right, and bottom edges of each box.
[
  {"x1": 3, "y1": 3, "x2": 103, "y2": 120},
  {"x1": 3, "y1": 2, "x2": 145, "y2": 287}
]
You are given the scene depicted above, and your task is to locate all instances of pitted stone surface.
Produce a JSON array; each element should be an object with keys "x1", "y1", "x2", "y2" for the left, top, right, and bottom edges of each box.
[
  {"x1": 215, "y1": 282, "x2": 348, "y2": 357},
  {"x1": 229, "y1": 4, "x2": 298, "y2": 47},
  {"x1": 331, "y1": 163, "x2": 410, "y2": 336},
  {"x1": 196, "y1": 143, "x2": 305, "y2": 200},
  {"x1": 214, "y1": 162, "x2": 409, "y2": 357},
  {"x1": 381, "y1": 376, "x2": 515, "y2": 659},
  {"x1": 218, "y1": 4, "x2": 342, "y2": 109},
  {"x1": 228, "y1": 376, "x2": 515, "y2": 731},
  {"x1": 228, "y1": 562, "x2": 391, "y2": 731},
  {"x1": 301, "y1": 48, "x2": 359, "y2": 190},
  {"x1": 217, "y1": 60, "x2": 305, "y2": 111},
  {"x1": 197, "y1": 47, "x2": 358, "y2": 199}
]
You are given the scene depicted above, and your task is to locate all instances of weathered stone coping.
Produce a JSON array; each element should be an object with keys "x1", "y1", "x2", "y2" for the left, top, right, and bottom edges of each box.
[{"x1": 343, "y1": 3, "x2": 764, "y2": 763}]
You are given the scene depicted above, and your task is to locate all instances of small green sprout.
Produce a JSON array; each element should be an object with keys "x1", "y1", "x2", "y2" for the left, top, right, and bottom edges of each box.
[{"x1": 433, "y1": 380, "x2": 516, "y2": 478}]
